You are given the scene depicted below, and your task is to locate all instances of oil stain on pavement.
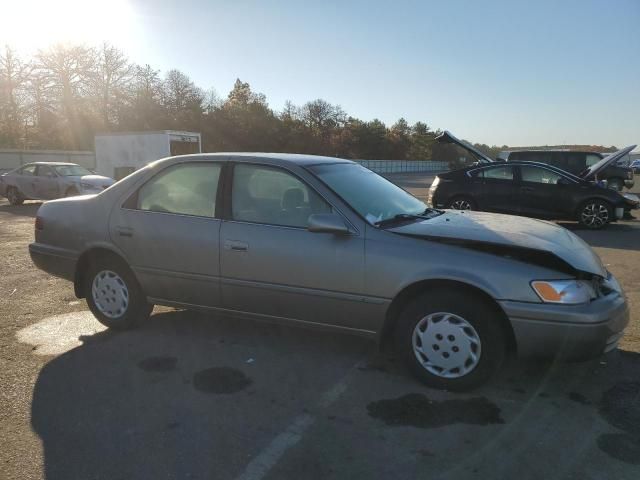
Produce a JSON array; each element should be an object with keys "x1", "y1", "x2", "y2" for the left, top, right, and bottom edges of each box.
[
  {"x1": 597, "y1": 382, "x2": 640, "y2": 464},
  {"x1": 137, "y1": 356, "x2": 178, "y2": 372},
  {"x1": 367, "y1": 393, "x2": 504, "y2": 428},
  {"x1": 192, "y1": 367, "x2": 252, "y2": 394}
]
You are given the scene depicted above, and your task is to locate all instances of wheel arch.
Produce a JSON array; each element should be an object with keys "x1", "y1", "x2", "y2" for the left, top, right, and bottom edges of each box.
[
  {"x1": 379, "y1": 279, "x2": 516, "y2": 353},
  {"x1": 73, "y1": 246, "x2": 131, "y2": 298}
]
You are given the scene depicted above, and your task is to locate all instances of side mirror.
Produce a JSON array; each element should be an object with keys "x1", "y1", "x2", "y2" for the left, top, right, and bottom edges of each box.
[{"x1": 307, "y1": 213, "x2": 350, "y2": 235}]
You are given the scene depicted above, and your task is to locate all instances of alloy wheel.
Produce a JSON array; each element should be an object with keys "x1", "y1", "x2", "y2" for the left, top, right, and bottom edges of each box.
[
  {"x1": 581, "y1": 202, "x2": 609, "y2": 228},
  {"x1": 451, "y1": 199, "x2": 472, "y2": 210},
  {"x1": 412, "y1": 312, "x2": 482, "y2": 379},
  {"x1": 92, "y1": 270, "x2": 129, "y2": 319}
]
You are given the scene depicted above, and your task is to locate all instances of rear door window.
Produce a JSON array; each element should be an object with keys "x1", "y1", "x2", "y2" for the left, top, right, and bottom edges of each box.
[
  {"x1": 137, "y1": 163, "x2": 222, "y2": 217},
  {"x1": 19, "y1": 165, "x2": 36, "y2": 176},
  {"x1": 480, "y1": 166, "x2": 514, "y2": 180}
]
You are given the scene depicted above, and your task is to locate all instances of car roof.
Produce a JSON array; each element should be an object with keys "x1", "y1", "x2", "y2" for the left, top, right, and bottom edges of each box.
[
  {"x1": 24, "y1": 162, "x2": 79, "y2": 166},
  {"x1": 155, "y1": 152, "x2": 355, "y2": 167},
  {"x1": 502, "y1": 149, "x2": 605, "y2": 155}
]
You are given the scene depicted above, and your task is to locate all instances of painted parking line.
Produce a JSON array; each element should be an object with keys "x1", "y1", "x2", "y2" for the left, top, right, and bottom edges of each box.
[{"x1": 235, "y1": 360, "x2": 364, "y2": 480}]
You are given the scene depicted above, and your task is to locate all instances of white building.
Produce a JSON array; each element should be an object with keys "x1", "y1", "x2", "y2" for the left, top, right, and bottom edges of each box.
[{"x1": 95, "y1": 130, "x2": 201, "y2": 180}]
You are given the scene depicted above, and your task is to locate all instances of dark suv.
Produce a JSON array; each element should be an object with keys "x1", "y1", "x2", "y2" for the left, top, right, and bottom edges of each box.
[{"x1": 497, "y1": 150, "x2": 634, "y2": 191}]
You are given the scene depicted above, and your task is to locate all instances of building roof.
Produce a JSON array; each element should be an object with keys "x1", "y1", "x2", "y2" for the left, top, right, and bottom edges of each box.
[{"x1": 94, "y1": 130, "x2": 200, "y2": 137}]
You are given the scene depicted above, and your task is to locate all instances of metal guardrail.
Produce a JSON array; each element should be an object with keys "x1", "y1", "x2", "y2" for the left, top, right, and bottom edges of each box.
[{"x1": 355, "y1": 159, "x2": 448, "y2": 174}]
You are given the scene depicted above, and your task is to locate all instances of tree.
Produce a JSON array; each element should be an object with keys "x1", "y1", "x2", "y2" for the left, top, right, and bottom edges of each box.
[
  {"x1": 0, "y1": 46, "x2": 32, "y2": 147},
  {"x1": 90, "y1": 43, "x2": 134, "y2": 128},
  {"x1": 36, "y1": 44, "x2": 97, "y2": 149}
]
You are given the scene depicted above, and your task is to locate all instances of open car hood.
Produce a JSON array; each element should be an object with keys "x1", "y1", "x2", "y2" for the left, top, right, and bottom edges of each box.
[
  {"x1": 388, "y1": 210, "x2": 607, "y2": 277},
  {"x1": 435, "y1": 130, "x2": 495, "y2": 164},
  {"x1": 581, "y1": 145, "x2": 636, "y2": 180}
]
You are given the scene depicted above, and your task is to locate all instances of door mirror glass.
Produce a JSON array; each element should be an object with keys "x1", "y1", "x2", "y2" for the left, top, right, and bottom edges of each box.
[{"x1": 307, "y1": 213, "x2": 350, "y2": 235}]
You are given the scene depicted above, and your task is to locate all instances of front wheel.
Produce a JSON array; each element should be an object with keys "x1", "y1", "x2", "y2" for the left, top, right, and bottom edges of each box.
[
  {"x1": 395, "y1": 290, "x2": 506, "y2": 391},
  {"x1": 578, "y1": 199, "x2": 612, "y2": 230},
  {"x1": 65, "y1": 187, "x2": 79, "y2": 197},
  {"x1": 84, "y1": 255, "x2": 152, "y2": 330},
  {"x1": 7, "y1": 187, "x2": 24, "y2": 205}
]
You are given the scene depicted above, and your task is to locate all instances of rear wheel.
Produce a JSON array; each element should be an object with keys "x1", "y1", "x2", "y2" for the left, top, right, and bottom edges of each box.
[
  {"x1": 7, "y1": 187, "x2": 24, "y2": 205},
  {"x1": 446, "y1": 196, "x2": 476, "y2": 211},
  {"x1": 84, "y1": 254, "x2": 152, "y2": 330},
  {"x1": 395, "y1": 289, "x2": 506, "y2": 391},
  {"x1": 578, "y1": 199, "x2": 612, "y2": 230}
]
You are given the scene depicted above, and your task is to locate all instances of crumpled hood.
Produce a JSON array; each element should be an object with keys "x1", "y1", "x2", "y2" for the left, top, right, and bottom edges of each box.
[{"x1": 388, "y1": 210, "x2": 606, "y2": 277}]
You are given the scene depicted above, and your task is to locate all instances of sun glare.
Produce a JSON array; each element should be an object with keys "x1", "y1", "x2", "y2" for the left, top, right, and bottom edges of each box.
[{"x1": 2, "y1": 0, "x2": 134, "y2": 51}]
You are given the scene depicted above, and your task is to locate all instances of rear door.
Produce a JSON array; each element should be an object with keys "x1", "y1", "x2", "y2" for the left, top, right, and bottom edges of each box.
[
  {"x1": 516, "y1": 165, "x2": 573, "y2": 217},
  {"x1": 475, "y1": 165, "x2": 518, "y2": 213},
  {"x1": 14, "y1": 164, "x2": 37, "y2": 198},
  {"x1": 109, "y1": 161, "x2": 224, "y2": 307},
  {"x1": 34, "y1": 165, "x2": 61, "y2": 199}
]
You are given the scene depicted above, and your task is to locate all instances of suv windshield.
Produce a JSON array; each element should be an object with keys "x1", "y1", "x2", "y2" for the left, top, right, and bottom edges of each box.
[
  {"x1": 54, "y1": 165, "x2": 93, "y2": 176},
  {"x1": 309, "y1": 163, "x2": 427, "y2": 225}
]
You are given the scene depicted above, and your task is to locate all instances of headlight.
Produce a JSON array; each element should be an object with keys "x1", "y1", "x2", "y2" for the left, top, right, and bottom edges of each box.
[{"x1": 531, "y1": 280, "x2": 596, "y2": 304}]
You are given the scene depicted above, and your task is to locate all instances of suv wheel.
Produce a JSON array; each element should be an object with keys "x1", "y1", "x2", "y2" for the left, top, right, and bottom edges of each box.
[
  {"x1": 395, "y1": 289, "x2": 506, "y2": 391},
  {"x1": 84, "y1": 255, "x2": 152, "y2": 329},
  {"x1": 446, "y1": 196, "x2": 476, "y2": 210},
  {"x1": 578, "y1": 199, "x2": 612, "y2": 230},
  {"x1": 7, "y1": 187, "x2": 24, "y2": 205}
]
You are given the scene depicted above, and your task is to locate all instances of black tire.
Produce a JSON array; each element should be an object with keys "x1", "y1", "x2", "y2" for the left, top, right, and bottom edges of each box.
[
  {"x1": 83, "y1": 253, "x2": 152, "y2": 330},
  {"x1": 577, "y1": 199, "x2": 612, "y2": 230},
  {"x1": 446, "y1": 196, "x2": 476, "y2": 210},
  {"x1": 394, "y1": 289, "x2": 506, "y2": 391},
  {"x1": 65, "y1": 187, "x2": 79, "y2": 197},
  {"x1": 7, "y1": 187, "x2": 24, "y2": 205},
  {"x1": 607, "y1": 178, "x2": 624, "y2": 192}
]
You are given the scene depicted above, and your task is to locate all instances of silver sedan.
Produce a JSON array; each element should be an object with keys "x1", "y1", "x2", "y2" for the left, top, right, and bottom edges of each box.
[
  {"x1": 0, "y1": 162, "x2": 114, "y2": 205},
  {"x1": 29, "y1": 153, "x2": 629, "y2": 390}
]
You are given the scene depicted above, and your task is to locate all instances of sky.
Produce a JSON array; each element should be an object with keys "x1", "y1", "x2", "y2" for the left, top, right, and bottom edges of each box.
[{"x1": 2, "y1": 0, "x2": 639, "y2": 148}]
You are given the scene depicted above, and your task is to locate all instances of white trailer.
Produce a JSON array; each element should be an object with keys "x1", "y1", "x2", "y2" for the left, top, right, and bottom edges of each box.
[{"x1": 95, "y1": 130, "x2": 201, "y2": 180}]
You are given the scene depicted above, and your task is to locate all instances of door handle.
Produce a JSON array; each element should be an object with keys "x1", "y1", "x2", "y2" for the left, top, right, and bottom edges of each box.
[
  {"x1": 116, "y1": 227, "x2": 134, "y2": 237},
  {"x1": 520, "y1": 186, "x2": 534, "y2": 193},
  {"x1": 224, "y1": 240, "x2": 248, "y2": 251}
]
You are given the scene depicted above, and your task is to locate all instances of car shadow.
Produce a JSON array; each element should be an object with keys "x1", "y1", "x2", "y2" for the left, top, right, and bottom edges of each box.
[
  {"x1": 31, "y1": 307, "x2": 640, "y2": 479},
  {"x1": 30, "y1": 309, "x2": 373, "y2": 480},
  {"x1": 0, "y1": 201, "x2": 42, "y2": 218}
]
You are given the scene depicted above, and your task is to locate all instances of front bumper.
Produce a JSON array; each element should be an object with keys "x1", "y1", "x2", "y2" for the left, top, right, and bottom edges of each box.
[
  {"x1": 29, "y1": 243, "x2": 78, "y2": 282},
  {"x1": 500, "y1": 293, "x2": 629, "y2": 360}
]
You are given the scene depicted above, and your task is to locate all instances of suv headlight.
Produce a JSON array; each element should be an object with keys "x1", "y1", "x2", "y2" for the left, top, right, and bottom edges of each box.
[{"x1": 531, "y1": 280, "x2": 596, "y2": 304}]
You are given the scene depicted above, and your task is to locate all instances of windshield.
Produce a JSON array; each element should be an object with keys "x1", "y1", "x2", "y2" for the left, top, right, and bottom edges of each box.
[
  {"x1": 54, "y1": 165, "x2": 93, "y2": 176},
  {"x1": 309, "y1": 163, "x2": 427, "y2": 225}
]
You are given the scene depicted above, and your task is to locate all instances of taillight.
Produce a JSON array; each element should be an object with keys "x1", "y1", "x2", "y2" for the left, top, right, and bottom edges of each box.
[{"x1": 35, "y1": 216, "x2": 44, "y2": 231}]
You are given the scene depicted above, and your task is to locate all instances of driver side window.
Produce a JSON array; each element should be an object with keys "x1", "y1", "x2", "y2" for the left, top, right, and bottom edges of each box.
[
  {"x1": 232, "y1": 164, "x2": 331, "y2": 228},
  {"x1": 520, "y1": 166, "x2": 563, "y2": 184}
]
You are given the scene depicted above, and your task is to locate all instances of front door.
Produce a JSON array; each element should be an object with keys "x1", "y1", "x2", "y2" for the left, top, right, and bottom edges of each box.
[
  {"x1": 14, "y1": 164, "x2": 37, "y2": 198},
  {"x1": 220, "y1": 163, "x2": 367, "y2": 330},
  {"x1": 109, "y1": 161, "x2": 223, "y2": 307},
  {"x1": 516, "y1": 165, "x2": 569, "y2": 218}
]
